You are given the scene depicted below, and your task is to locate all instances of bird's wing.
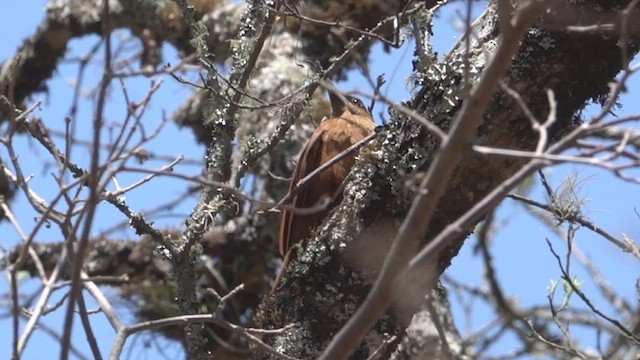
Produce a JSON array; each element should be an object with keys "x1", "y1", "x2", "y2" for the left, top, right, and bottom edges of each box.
[{"x1": 278, "y1": 126, "x2": 326, "y2": 257}]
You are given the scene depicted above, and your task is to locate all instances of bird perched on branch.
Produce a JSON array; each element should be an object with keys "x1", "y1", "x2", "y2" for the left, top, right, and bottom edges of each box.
[{"x1": 273, "y1": 91, "x2": 375, "y2": 292}]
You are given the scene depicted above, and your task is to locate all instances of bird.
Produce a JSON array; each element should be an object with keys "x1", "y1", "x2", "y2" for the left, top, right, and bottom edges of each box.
[{"x1": 273, "y1": 91, "x2": 376, "y2": 292}]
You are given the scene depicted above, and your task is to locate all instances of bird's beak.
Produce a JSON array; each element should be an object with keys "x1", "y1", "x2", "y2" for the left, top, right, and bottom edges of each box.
[{"x1": 328, "y1": 91, "x2": 345, "y2": 118}]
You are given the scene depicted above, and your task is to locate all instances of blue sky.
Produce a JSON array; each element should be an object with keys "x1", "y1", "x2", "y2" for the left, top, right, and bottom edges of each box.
[{"x1": 1, "y1": 2, "x2": 639, "y2": 359}]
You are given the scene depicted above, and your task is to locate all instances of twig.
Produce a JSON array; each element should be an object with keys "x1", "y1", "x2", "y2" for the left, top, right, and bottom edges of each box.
[
  {"x1": 109, "y1": 315, "x2": 299, "y2": 360},
  {"x1": 545, "y1": 239, "x2": 640, "y2": 344},
  {"x1": 508, "y1": 193, "x2": 640, "y2": 259},
  {"x1": 60, "y1": 2, "x2": 113, "y2": 355}
]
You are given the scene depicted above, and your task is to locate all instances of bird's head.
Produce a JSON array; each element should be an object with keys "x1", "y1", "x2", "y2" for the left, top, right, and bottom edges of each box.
[{"x1": 329, "y1": 92, "x2": 372, "y2": 119}]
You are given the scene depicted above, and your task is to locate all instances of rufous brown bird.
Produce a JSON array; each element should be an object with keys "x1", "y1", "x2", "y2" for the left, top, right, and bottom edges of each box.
[{"x1": 273, "y1": 91, "x2": 375, "y2": 292}]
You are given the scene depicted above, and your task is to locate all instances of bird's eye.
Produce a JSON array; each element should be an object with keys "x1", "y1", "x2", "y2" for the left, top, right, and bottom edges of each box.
[{"x1": 351, "y1": 98, "x2": 362, "y2": 107}]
